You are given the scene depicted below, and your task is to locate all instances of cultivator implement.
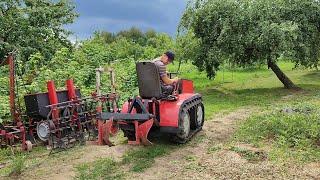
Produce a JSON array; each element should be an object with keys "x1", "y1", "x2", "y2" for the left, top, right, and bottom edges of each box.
[
  {"x1": 25, "y1": 79, "x2": 120, "y2": 150},
  {"x1": 0, "y1": 122, "x2": 31, "y2": 151}
]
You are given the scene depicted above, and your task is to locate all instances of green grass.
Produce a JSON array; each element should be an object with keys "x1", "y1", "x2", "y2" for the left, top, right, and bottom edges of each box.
[
  {"x1": 234, "y1": 100, "x2": 320, "y2": 162},
  {"x1": 171, "y1": 62, "x2": 320, "y2": 118},
  {"x1": 122, "y1": 144, "x2": 174, "y2": 172},
  {"x1": 0, "y1": 146, "x2": 49, "y2": 177},
  {"x1": 75, "y1": 158, "x2": 124, "y2": 180},
  {"x1": 229, "y1": 146, "x2": 266, "y2": 162},
  {"x1": 207, "y1": 145, "x2": 222, "y2": 154},
  {"x1": 74, "y1": 144, "x2": 174, "y2": 179}
]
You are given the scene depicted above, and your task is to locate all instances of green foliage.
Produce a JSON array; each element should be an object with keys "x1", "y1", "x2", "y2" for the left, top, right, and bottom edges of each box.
[
  {"x1": 0, "y1": 149, "x2": 27, "y2": 177},
  {"x1": 9, "y1": 154, "x2": 26, "y2": 176},
  {"x1": 75, "y1": 158, "x2": 124, "y2": 180},
  {"x1": 180, "y1": 0, "x2": 320, "y2": 80},
  {"x1": 0, "y1": 28, "x2": 175, "y2": 122},
  {"x1": 93, "y1": 27, "x2": 160, "y2": 47},
  {"x1": 0, "y1": 0, "x2": 77, "y2": 61},
  {"x1": 175, "y1": 30, "x2": 201, "y2": 70}
]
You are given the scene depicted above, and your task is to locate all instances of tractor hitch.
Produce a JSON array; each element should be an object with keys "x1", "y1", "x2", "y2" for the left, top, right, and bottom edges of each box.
[{"x1": 98, "y1": 97, "x2": 155, "y2": 146}]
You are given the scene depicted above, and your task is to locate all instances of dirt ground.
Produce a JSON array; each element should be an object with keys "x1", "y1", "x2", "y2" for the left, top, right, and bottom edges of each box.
[
  {"x1": 19, "y1": 108, "x2": 320, "y2": 180},
  {"x1": 130, "y1": 108, "x2": 320, "y2": 180}
]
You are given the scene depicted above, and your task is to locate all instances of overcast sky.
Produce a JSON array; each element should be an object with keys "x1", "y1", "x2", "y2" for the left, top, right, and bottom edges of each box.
[{"x1": 66, "y1": 0, "x2": 187, "y2": 40}]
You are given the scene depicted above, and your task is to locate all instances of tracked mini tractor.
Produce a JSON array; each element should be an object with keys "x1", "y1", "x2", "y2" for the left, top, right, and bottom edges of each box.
[{"x1": 99, "y1": 61, "x2": 204, "y2": 145}]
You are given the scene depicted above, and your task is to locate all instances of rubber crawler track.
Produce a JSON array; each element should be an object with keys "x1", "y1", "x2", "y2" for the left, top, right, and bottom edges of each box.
[{"x1": 172, "y1": 94, "x2": 203, "y2": 144}]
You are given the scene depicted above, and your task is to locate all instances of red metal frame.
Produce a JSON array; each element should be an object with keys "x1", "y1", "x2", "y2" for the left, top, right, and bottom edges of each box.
[
  {"x1": 47, "y1": 80, "x2": 59, "y2": 120},
  {"x1": 0, "y1": 54, "x2": 28, "y2": 150},
  {"x1": 66, "y1": 79, "x2": 82, "y2": 130},
  {"x1": 180, "y1": 79, "x2": 195, "y2": 94},
  {"x1": 66, "y1": 79, "x2": 77, "y2": 101}
]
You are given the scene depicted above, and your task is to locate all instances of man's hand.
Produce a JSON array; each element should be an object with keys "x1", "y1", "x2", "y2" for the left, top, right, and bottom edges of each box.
[
  {"x1": 161, "y1": 75, "x2": 179, "y2": 85},
  {"x1": 173, "y1": 77, "x2": 179, "y2": 83}
]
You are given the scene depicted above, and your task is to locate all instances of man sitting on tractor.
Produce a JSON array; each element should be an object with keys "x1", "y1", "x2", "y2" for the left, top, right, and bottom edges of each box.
[{"x1": 153, "y1": 51, "x2": 179, "y2": 96}]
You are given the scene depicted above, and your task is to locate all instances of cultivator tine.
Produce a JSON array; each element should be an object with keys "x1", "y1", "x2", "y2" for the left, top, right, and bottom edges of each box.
[
  {"x1": 98, "y1": 117, "x2": 117, "y2": 147},
  {"x1": 104, "y1": 118, "x2": 116, "y2": 147},
  {"x1": 139, "y1": 119, "x2": 153, "y2": 146},
  {"x1": 128, "y1": 119, "x2": 154, "y2": 146}
]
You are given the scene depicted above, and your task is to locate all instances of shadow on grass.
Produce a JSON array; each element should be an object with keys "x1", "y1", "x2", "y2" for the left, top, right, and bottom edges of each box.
[
  {"x1": 201, "y1": 87, "x2": 300, "y2": 118},
  {"x1": 300, "y1": 71, "x2": 320, "y2": 81}
]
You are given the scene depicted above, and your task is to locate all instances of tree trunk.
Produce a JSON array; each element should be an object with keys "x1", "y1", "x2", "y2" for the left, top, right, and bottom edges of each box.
[{"x1": 267, "y1": 59, "x2": 298, "y2": 89}]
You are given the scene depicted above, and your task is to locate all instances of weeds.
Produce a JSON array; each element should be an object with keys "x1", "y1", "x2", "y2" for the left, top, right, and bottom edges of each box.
[
  {"x1": 122, "y1": 144, "x2": 172, "y2": 172},
  {"x1": 9, "y1": 155, "x2": 26, "y2": 176},
  {"x1": 207, "y1": 145, "x2": 222, "y2": 154},
  {"x1": 75, "y1": 158, "x2": 124, "y2": 180},
  {"x1": 229, "y1": 146, "x2": 266, "y2": 162}
]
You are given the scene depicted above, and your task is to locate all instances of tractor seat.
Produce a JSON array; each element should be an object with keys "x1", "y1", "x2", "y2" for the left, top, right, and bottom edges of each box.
[{"x1": 136, "y1": 61, "x2": 162, "y2": 99}]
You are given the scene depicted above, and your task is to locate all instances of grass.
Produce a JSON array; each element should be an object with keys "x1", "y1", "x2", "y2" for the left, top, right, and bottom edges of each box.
[
  {"x1": 207, "y1": 145, "x2": 222, "y2": 154},
  {"x1": 234, "y1": 99, "x2": 320, "y2": 162},
  {"x1": 75, "y1": 158, "x2": 124, "y2": 180},
  {"x1": 74, "y1": 144, "x2": 174, "y2": 179},
  {"x1": 229, "y1": 146, "x2": 266, "y2": 162},
  {"x1": 173, "y1": 62, "x2": 320, "y2": 118},
  {"x1": 0, "y1": 146, "x2": 49, "y2": 177},
  {"x1": 122, "y1": 144, "x2": 174, "y2": 172}
]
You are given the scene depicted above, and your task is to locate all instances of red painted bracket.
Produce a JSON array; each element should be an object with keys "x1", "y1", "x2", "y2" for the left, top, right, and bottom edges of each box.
[
  {"x1": 128, "y1": 119, "x2": 154, "y2": 146},
  {"x1": 97, "y1": 118, "x2": 118, "y2": 147}
]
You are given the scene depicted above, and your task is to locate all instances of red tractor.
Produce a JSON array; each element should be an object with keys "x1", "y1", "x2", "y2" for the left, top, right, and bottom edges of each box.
[{"x1": 100, "y1": 61, "x2": 204, "y2": 145}]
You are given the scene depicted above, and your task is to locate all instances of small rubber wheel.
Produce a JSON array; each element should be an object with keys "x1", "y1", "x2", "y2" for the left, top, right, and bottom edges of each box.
[
  {"x1": 195, "y1": 103, "x2": 204, "y2": 128},
  {"x1": 176, "y1": 109, "x2": 191, "y2": 141},
  {"x1": 37, "y1": 121, "x2": 50, "y2": 142}
]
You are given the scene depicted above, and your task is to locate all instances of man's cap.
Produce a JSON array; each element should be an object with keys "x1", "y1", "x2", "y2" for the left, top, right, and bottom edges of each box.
[{"x1": 165, "y1": 51, "x2": 175, "y2": 62}]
